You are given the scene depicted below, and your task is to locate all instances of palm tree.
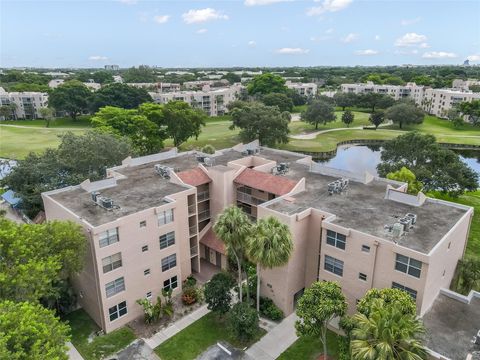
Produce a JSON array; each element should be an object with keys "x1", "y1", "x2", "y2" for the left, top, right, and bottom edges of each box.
[
  {"x1": 213, "y1": 206, "x2": 252, "y2": 302},
  {"x1": 350, "y1": 300, "x2": 427, "y2": 360},
  {"x1": 247, "y1": 216, "x2": 293, "y2": 312}
]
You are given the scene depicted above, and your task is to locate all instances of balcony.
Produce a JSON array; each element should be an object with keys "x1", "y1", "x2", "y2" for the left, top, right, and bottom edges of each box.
[
  {"x1": 197, "y1": 191, "x2": 210, "y2": 202},
  {"x1": 188, "y1": 204, "x2": 196, "y2": 215},
  {"x1": 236, "y1": 191, "x2": 265, "y2": 206},
  {"x1": 190, "y1": 245, "x2": 199, "y2": 257},
  {"x1": 189, "y1": 225, "x2": 197, "y2": 237},
  {"x1": 198, "y1": 209, "x2": 211, "y2": 222}
]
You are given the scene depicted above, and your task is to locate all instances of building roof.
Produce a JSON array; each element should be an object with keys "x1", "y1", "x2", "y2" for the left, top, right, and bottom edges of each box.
[
  {"x1": 234, "y1": 168, "x2": 297, "y2": 196},
  {"x1": 177, "y1": 168, "x2": 211, "y2": 187},
  {"x1": 200, "y1": 228, "x2": 226, "y2": 254},
  {"x1": 423, "y1": 291, "x2": 480, "y2": 360},
  {"x1": 1, "y1": 190, "x2": 21, "y2": 207}
]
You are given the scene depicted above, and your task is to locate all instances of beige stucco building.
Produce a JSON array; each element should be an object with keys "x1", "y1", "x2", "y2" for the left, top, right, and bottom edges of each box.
[{"x1": 42, "y1": 142, "x2": 474, "y2": 343}]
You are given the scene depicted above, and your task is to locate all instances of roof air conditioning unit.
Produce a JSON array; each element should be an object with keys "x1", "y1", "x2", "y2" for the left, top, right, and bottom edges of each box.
[
  {"x1": 99, "y1": 197, "x2": 114, "y2": 209},
  {"x1": 399, "y1": 217, "x2": 412, "y2": 231},
  {"x1": 392, "y1": 222, "x2": 404, "y2": 237},
  {"x1": 475, "y1": 330, "x2": 480, "y2": 345},
  {"x1": 405, "y1": 213, "x2": 417, "y2": 225},
  {"x1": 91, "y1": 191, "x2": 100, "y2": 203}
]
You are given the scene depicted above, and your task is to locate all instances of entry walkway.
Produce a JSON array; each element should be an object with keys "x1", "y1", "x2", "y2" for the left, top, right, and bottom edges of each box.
[
  {"x1": 67, "y1": 342, "x2": 84, "y2": 360},
  {"x1": 245, "y1": 313, "x2": 299, "y2": 360}
]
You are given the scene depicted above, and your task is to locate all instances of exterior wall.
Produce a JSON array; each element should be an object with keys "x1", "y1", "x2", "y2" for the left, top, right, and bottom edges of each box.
[
  {"x1": 286, "y1": 82, "x2": 318, "y2": 97},
  {"x1": 0, "y1": 90, "x2": 48, "y2": 119},
  {"x1": 422, "y1": 88, "x2": 480, "y2": 118}
]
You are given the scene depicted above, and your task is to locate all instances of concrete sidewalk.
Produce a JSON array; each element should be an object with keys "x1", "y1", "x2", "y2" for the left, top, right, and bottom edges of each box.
[
  {"x1": 245, "y1": 313, "x2": 299, "y2": 360},
  {"x1": 67, "y1": 342, "x2": 84, "y2": 360},
  {"x1": 143, "y1": 304, "x2": 210, "y2": 349}
]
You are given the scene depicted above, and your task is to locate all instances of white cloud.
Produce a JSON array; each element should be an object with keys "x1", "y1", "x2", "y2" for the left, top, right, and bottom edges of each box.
[
  {"x1": 341, "y1": 33, "x2": 358, "y2": 43},
  {"x1": 422, "y1": 51, "x2": 458, "y2": 59},
  {"x1": 244, "y1": 0, "x2": 292, "y2": 6},
  {"x1": 374, "y1": 35, "x2": 380, "y2": 40},
  {"x1": 182, "y1": 8, "x2": 228, "y2": 24},
  {"x1": 401, "y1": 17, "x2": 421, "y2": 26},
  {"x1": 467, "y1": 54, "x2": 480, "y2": 62},
  {"x1": 419, "y1": 42, "x2": 430, "y2": 48},
  {"x1": 153, "y1": 15, "x2": 170, "y2": 24},
  {"x1": 276, "y1": 47, "x2": 310, "y2": 55},
  {"x1": 196, "y1": 28, "x2": 208, "y2": 34},
  {"x1": 325, "y1": 28, "x2": 334, "y2": 34},
  {"x1": 395, "y1": 32, "x2": 427, "y2": 47},
  {"x1": 118, "y1": 0, "x2": 137, "y2": 4},
  {"x1": 248, "y1": 40, "x2": 257, "y2": 47},
  {"x1": 310, "y1": 35, "x2": 331, "y2": 42},
  {"x1": 307, "y1": 0, "x2": 352, "y2": 16},
  {"x1": 354, "y1": 49, "x2": 379, "y2": 56},
  {"x1": 89, "y1": 55, "x2": 108, "y2": 61}
]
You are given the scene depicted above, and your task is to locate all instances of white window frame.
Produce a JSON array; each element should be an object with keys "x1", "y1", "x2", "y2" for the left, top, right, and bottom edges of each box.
[
  {"x1": 109, "y1": 301, "x2": 127, "y2": 322},
  {"x1": 159, "y1": 231, "x2": 175, "y2": 249},
  {"x1": 102, "y1": 252, "x2": 122, "y2": 274},
  {"x1": 105, "y1": 277, "x2": 125, "y2": 298},
  {"x1": 99, "y1": 228, "x2": 119, "y2": 248},
  {"x1": 158, "y1": 209, "x2": 174, "y2": 226}
]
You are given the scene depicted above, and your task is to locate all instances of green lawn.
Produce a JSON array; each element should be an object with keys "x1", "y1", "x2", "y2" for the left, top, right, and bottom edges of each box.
[
  {"x1": 277, "y1": 331, "x2": 343, "y2": 360},
  {"x1": 63, "y1": 309, "x2": 136, "y2": 360},
  {"x1": 289, "y1": 111, "x2": 371, "y2": 135},
  {"x1": 386, "y1": 115, "x2": 480, "y2": 136},
  {"x1": 155, "y1": 312, "x2": 266, "y2": 360},
  {"x1": 1, "y1": 115, "x2": 92, "y2": 128}
]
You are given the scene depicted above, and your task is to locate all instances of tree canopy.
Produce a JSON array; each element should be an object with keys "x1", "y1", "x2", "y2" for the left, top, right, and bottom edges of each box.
[
  {"x1": 261, "y1": 92, "x2": 294, "y2": 112},
  {"x1": 48, "y1": 80, "x2": 91, "y2": 120},
  {"x1": 458, "y1": 99, "x2": 480, "y2": 126},
  {"x1": 385, "y1": 102, "x2": 425, "y2": 129},
  {"x1": 121, "y1": 66, "x2": 157, "y2": 83},
  {"x1": 89, "y1": 83, "x2": 153, "y2": 112},
  {"x1": 334, "y1": 92, "x2": 357, "y2": 110},
  {"x1": 341, "y1": 110, "x2": 354, "y2": 127},
  {"x1": 369, "y1": 110, "x2": 385, "y2": 129},
  {"x1": 377, "y1": 132, "x2": 478, "y2": 195},
  {"x1": 247, "y1": 73, "x2": 287, "y2": 96},
  {"x1": 230, "y1": 102, "x2": 290, "y2": 147},
  {"x1": 161, "y1": 101, "x2": 207, "y2": 147},
  {"x1": 0, "y1": 300, "x2": 71, "y2": 360},
  {"x1": 204, "y1": 272, "x2": 235, "y2": 315},
  {"x1": 358, "y1": 93, "x2": 395, "y2": 112},
  {"x1": 356, "y1": 288, "x2": 417, "y2": 318},
  {"x1": 1, "y1": 131, "x2": 133, "y2": 217},
  {"x1": 301, "y1": 99, "x2": 336, "y2": 129},
  {"x1": 387, "y1": 167, "x2": 424, "y2": 195},
  {"x1": 0, "y1": 218, "x2": 86, "y2": 303}
]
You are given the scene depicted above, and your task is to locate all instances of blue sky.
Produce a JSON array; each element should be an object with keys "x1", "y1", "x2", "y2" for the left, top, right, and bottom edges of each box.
[{"x1": 1, "y1": 0, "x2": 479, "y2": 68}]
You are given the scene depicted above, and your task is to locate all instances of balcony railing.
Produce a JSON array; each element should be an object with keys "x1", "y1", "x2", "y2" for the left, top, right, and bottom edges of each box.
[
  {"x1": 190, "y1": 245, "x2": 198, "y2": 257},
  {"x1": 197, "y1": 191, "x2": 210, "y2": 202},
  {"x1": 188, "y1": 204, "x2": 196, "y2": 215},
  {"x1": 236, "y1": 191, "x2": 265, "y2": 206},
  {"x1": 198, "y1": 209, "x2": 211, "y2": 222},
  {"x1": 189, "y1": 225, "x2": 197, "y2": 236}
]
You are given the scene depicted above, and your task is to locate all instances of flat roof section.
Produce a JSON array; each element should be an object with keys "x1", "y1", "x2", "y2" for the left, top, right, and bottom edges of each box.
[{"x1": 423, "y1": 292, "x2": 480, "y2": 360}]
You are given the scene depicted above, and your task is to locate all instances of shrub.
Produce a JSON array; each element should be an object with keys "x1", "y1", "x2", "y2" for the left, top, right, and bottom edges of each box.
[
  {"x1": 228, "y1": 302, "x2": 259, "y2": 341},
  {"x1": 181, "y1": 287, "x2": 198, "y2": 305},
  {"x1": 204, "y1": 272, "x2": 235, "y2": 315},
  {"x1": 136, "y1": 296, "x2": 162, "y2": 324},
  {"x1": 201, "y1": 144, "x2": 216, "y2": 154},
  {"x1": 183, "y1": 275, "x2": 197, "y2": 288},
  {"x1": 259, "y1": 297, "x2": 284, "y2": 321}
]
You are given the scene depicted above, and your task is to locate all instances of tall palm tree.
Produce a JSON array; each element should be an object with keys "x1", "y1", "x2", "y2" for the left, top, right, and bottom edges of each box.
[
  {"x1": 213, "y1": 206, "x2": 252, "y2": 302},
  {"x1": 247, "y1": 216, "x2": 293, "y2": 312},
  {"x1": 350, "y1": 300, "x2": 427, "y2": 360}
]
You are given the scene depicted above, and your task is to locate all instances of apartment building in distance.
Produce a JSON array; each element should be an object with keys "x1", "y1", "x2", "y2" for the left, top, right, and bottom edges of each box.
[
  {"x1": 286, "y1": 81, "x2": 318, "y2": 98},
  {"x1": 42, "y1": 141, "x2": 475, "y2": 358},
  {"x1": 452, "y1": 78, "x2": 480, "y2": 91},
  {"x1": 149, "y1": 84, "x2": 244, "y2": 116},
  {"x1": 0, "y1": 87, "x2": 48, "y2": 119}
]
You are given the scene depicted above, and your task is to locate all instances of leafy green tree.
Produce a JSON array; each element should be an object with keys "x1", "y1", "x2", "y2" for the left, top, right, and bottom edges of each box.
[
  {"x1": 455, "y1": 257, "x2": 480, "y2": 294},
  {"x1": 227, "y1": 302, "x2": 259, "y2": 341},
  {"x1": 0, "y1": 104, "x2": 17, "y2": 120},
  {"x1": 385, "y1": 102, "x2": 424, "y2": 129},
  {"x1": 222, "y1": 72, "x2": 241, "y2": 84},
  {"x1": 377, "y1": 132, "x2": 478, "y2": 195},
  {"x1": 0, "y1": 218, "x2": 86, "y2": 302},
  {"x1": 350, "y1": 300, "x2": 427, "y2": 360},
  {"x1": 122, "y1": 65, "x2": 157, "y2": 83},
  {"x1": 356, "y1": 288, "x2": 417, "y2": 318},
  {"x1": 261, "y1": 92, "x2": 294, "y2": 112},
  {"x1": 368, "y1": 111, "x2": 385, "y2": 129},
  {"x1": 387, "y1": 167, "x2": 424, "y2": 195},
  {"x1": 458, "y1": 99, "x2": 480, "y2": 125},
  {"x1": 334, "y1": 92, "x2": 357, "y2": 110},
  {"x1": 230, "y1": 102, "x2": 291, "y2": 146},
  {"x1": 92, "y1": 106, "x2": 164, "y2": 155},
  {"x1": 358, "y1": 93, "x2": 395, "y2": 112},
  {"x1": 48, "y1": 80, "x2": 91, "y2": 120},
  {"x1": 9, "y1": 83, "x2": 50, "y2": 92},
  {"x1": 469, "y1": 84, "x2": 480, "y2": 93},
  {"x1": 301, "y1": 99, "x2": 336, "y2": 129},
  {"x1": 247, "y1": 73, "x2": 287, "y2": 96},
  {"x1": 204, "y1": 272, "x2": 235, "y2": 315},
  {"x1": 247, "y1": 217, "x2": 293, "y2": 312},
  {"x1": 341, "y1": 110, "x2": 354, "y2": 127},
  {"x1": 447, "y1": 108, "x2": 464, "y2": 128},
  {"x1": 91, "y1": 70, "x2": 114, "y2": 84},
  {"x1": 1, "y1": 131, "x2": 133, "y2": 217},
  {"x1": 162, "y1": 101, "x2": 207, "y2": 147},
  {"x1": 38, "y1": 107, "x2": 55, "y2": 128},
  {"x1": 286, "y1": 88, "x2": 307, "y2": 106},
  {"x1": 0, "y1": 300, "x2": 70, "y2": 360},
  {"x1": 213, "y1": 206, "x2": 252, "y2": 302},
  {"x1": 295, "y1": 281, "x2": 347, "y2": 358},
  {"x1": 89, "y1": 83, "x2": 153, "y2": 112}
]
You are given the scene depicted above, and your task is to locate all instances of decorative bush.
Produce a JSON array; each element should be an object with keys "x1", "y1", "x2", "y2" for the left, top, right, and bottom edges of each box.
[
  {"x1": 183, "y1": 276, "x2": 197, "y2": 288},
  {"x1": 136, "y1": 296, "x2": 162, "y2": 324},
  {"x1": 259, "y1": 297, "x2": 284, "y2": 321},
  {"x1": 228, "y1": 302, "x2": 259, "y2": 341},
  {"x1": 201, "y1": 144, "x2": 216, "y2": 154},
  {"x1": 181, "y1": 287, "x2": 198, "y2": 305},
  {"x1": 204, "y1": 272, "x2": 235, "y2": 315}
]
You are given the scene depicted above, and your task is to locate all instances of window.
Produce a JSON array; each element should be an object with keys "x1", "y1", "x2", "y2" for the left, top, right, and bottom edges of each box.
[
  {"x1": 326, "y1": 230, "x2": 346, "y2": 250},
  {"x1": 146, "y1": 291, "x2": 152, "y2": 299},
  {"x1": 158, "y1": 209, "x2": 174, "y2": 226},
  {"x1": 324, "y1": 255, "x2": 344, "y2": 276},
  {"x1": 99, "y1": 228, "x2": 119, "y2": 248},
  {"x1": 144, "y1": 269, "x2": 150, "y2": 276},
  {"x1": 392, "y1": 282, "x2": 417, "y2": 300},
  {"x1": 159, "y1": 231, "x2": 175, "y2": 250},
  {"x1": 163, "y1": 275, "x2": 178, "y2": 290},
  {"x1": 395, "y1": 254, "x2": 422, "y2": 278},
  {"x1": 102, "y1": 253, "x2": 122, "y2": 273},
  {"x1": 140, "y1": 221, "x2": 147, "y2": 228},
  {"x1": 361, "y1": 245, "x2": 370, "y2": 253},
  {"x1": 109, "y1": 301, "x2": 127, "y2": 321},
  {"x1": 161, "y1": 254, "x2": 177, "y2": 272},
  {"x1": 105, "y1": 277, "x2": 125, "y2": 298},
  {"x1": 142, "y1": 245, "x2": 149, "y2": 252},
  {"x1": 359, "y1": 273, "x2": 367, "y2": 281}
]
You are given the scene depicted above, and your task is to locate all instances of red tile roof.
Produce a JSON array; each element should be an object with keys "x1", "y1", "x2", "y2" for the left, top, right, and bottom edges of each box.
[
  {"x1": 234, "y1": 168, "x2": 297, "y2": 196},
  {"x1": 177, "y1": 168, "x2": 211, "y2": 187},
  {"x1": 200, "y1": 228, "x2": 226, "y2": 255}
]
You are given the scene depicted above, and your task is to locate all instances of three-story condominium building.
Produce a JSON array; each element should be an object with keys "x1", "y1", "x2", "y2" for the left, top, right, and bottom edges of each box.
[{"x1": 42, "y1": 142, "x2": 474, "y2": 357}]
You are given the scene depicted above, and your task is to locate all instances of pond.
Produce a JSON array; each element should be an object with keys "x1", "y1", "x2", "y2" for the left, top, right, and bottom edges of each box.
[{"x1": 315, "y1": 145, "x2": 480, "y2": 177}]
